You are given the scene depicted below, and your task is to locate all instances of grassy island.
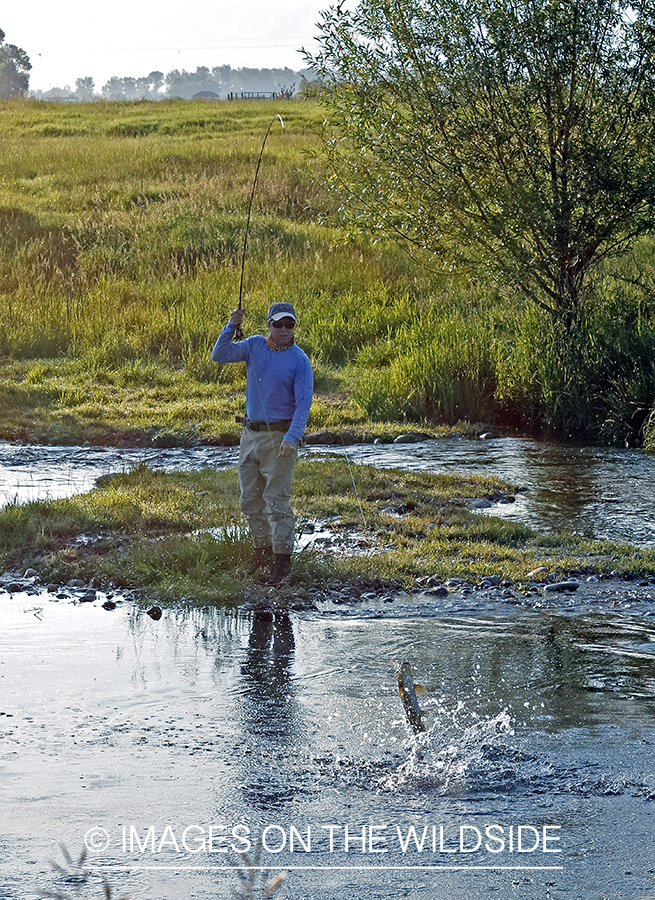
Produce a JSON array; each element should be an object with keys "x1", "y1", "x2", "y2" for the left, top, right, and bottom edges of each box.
[{"x1": 1, "y1": 460, "x2": 652, "y2": 604}]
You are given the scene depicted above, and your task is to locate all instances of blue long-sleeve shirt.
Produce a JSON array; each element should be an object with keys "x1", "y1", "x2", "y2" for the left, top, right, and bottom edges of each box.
[{"x1": 212, "y1": 322, "x2": 313, "y2": 446}]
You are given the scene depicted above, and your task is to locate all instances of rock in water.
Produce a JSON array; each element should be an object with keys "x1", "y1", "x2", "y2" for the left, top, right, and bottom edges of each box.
[{"x1": 543, "y1": 581, "x2": 580, "y2": 593}]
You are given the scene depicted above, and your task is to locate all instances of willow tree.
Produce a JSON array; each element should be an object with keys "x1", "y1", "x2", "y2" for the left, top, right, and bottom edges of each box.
[{"x1": 306, "y1": 0, "x2": 655, "y2": 332}]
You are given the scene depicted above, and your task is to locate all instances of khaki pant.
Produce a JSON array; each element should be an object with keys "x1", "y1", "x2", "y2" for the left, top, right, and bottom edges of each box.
[{"x1": 238, "y1": 427, "x2": 297, "y2": 555}]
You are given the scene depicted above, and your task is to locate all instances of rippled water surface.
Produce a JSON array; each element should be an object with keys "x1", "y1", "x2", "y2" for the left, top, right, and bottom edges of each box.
[
  {"x1": 2, "y1": 585, "x2": 655, "y2": 899},
  {"x1": 2, "y1": 436, "x2": 655, "y2": 898}
]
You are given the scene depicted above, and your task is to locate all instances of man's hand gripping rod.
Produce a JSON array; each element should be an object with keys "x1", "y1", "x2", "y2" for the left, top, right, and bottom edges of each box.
[{"x1": 234, "y1": 113, "x2": 285, "y2": 341}]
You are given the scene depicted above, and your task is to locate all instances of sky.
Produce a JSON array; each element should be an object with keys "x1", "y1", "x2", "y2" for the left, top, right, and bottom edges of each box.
[{"x1": 1, "y1": 0, "x2": 329, "y2": 92}]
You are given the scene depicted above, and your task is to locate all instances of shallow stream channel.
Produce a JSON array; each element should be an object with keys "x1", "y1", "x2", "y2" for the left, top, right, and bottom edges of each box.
[{"x1": 2, "y1": 436, "x2": 655, "y2": 900}]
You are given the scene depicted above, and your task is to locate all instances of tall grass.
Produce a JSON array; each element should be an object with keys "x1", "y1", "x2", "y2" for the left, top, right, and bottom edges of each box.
[
  {"x1": 0, "y1": 100, "x2": 409, "y2": 366},
  {"x1": 496, "y1": 274, "x2": 655, "y2": 443},
  {"x1": 352, "y1": 285, "x2": 502, "y2": 422},
  {"x1": 1, "y1": 99, "x2": 655, "y2": 445}
]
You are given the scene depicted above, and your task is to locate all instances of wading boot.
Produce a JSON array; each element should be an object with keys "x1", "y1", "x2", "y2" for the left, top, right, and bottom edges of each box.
[
  {"x1": 266, "y1": 553, "x2": 292, "y2": 586},
  {"x1": 247, "y1": 545, "x2": 273, "y2": 579}
]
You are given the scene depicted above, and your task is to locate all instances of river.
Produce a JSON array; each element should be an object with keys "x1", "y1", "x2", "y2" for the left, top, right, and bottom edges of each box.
[
  {"x1": 1, "y1": 436, "x2": 655, "y2": 900},
  {"x1": 1, "y1": 434, "x2": 655, "y2": 544}
]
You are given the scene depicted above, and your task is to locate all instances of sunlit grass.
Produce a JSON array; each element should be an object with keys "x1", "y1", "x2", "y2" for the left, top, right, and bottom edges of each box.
[{"x1": 0, "y1": 98, "x2": 431, "y2": 443}]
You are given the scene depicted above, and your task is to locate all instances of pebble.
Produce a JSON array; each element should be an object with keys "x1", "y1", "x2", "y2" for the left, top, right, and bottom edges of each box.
[
  {"x1": 543, "y1": 581, "x2": 580, "y2": 593},
  {"x1": 2, "y1": 554, "x2": 651, "y2": 620},
  {"x1": 479, "y1": 575, "x2": 501, "y2": 588},
  {"x1": 425, "y1": 576, "x2": 443, "y2": 588},
  {"x1": 392, "y1": 432, "x2": 434, "y2": 443}
]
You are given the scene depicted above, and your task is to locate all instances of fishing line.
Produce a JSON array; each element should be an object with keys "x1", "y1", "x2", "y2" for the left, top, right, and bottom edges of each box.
[
  {"x1": 235, "y1": 113, "x2": 285, "y2": 341},
  {"x1": 232, "y1": 113, "x2": 370, "y2": 558},
  {"x1": 234, "y1": 113, "x2": 286, "y2": 446},
  {"x1": 341, "y1": 441, "x2": 368, "y2": 534},
  {"x1": 232, "y1": 111, "x2": 307, "y2": 570}
]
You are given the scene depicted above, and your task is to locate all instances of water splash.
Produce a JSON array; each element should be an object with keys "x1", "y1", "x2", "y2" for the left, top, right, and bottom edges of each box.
[{"x1": 383, "y1": 696, "x2": 515, "y2": 791}]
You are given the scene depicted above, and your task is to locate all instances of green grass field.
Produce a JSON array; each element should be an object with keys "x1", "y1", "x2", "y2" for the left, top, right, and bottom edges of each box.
[
  {"x1": 0, "y1": 98, "x2": 428, "y2": 444},
  {"x1": 1, "y1": 97, "x2": 655, "y2": 447},
  {"x1": 3, "y1": 460, "x2": 650, "y2": 603}
]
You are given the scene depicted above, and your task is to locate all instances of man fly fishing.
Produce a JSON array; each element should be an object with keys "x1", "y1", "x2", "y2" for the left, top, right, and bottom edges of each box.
[{"x1": 212, "y1": 302, "x2": 313, "y2": 585}]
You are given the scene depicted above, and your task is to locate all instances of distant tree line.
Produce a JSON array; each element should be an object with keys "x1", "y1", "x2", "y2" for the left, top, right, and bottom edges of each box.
[
  {"x1": 30, "y1": 65, "x2": 315, "y2": 102},
  {"x1": 0, "y1": 27, "x2": 315, "y2": 102}
]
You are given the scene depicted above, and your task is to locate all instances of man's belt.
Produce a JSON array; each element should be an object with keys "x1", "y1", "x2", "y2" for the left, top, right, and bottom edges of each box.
[{"x1": 242, "y1": 416, "x2": 292, "y2": 433}]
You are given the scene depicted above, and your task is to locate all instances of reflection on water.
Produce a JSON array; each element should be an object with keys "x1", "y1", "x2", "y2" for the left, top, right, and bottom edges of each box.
[
  {"x1": 238, "y1": 608, "x2": 300, "y2": 810},
  {"x1": 314, "y1": 437, "x2": 655, "y2": 546},
  {"x1": 2, "y1": 436, "x2": 655, "y2": 545},
  {"x1": 2, "y1": 589, "x2": 655, "y2": 899},
  {"x1": 3, "y1": 435, "x2": 655, "y2": 899}
]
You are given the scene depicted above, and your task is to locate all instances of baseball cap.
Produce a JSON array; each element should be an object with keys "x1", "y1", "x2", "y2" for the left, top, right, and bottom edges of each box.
[{"x1": 267, "y1": 301, "x2": 297, "y2": 322}]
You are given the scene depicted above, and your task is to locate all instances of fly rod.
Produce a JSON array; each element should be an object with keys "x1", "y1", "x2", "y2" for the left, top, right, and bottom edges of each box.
[{"x1": 234, "y1": 113, "x2": 285, "y2": 340}]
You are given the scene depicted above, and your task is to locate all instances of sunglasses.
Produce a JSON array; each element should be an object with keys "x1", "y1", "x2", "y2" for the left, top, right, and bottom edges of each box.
[{"x1": 270, "y1": 318, "x2": 296, "y2": 329}]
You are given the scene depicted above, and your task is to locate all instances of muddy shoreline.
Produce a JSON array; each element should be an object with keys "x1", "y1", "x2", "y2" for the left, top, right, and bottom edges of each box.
[{"x1": 7, "y1": 422, "x2": 488, "y2": 450}]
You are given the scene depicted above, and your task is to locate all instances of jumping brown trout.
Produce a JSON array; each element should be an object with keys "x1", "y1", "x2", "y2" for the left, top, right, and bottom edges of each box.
[{"x1": 397, "y1": 661, "x2": 428, "y2": 734}]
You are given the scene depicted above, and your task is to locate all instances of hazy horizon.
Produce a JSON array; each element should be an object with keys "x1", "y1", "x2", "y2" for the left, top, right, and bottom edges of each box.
[{"x1": 1, "y1": 0, "x2": 330, "y2": 93}]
